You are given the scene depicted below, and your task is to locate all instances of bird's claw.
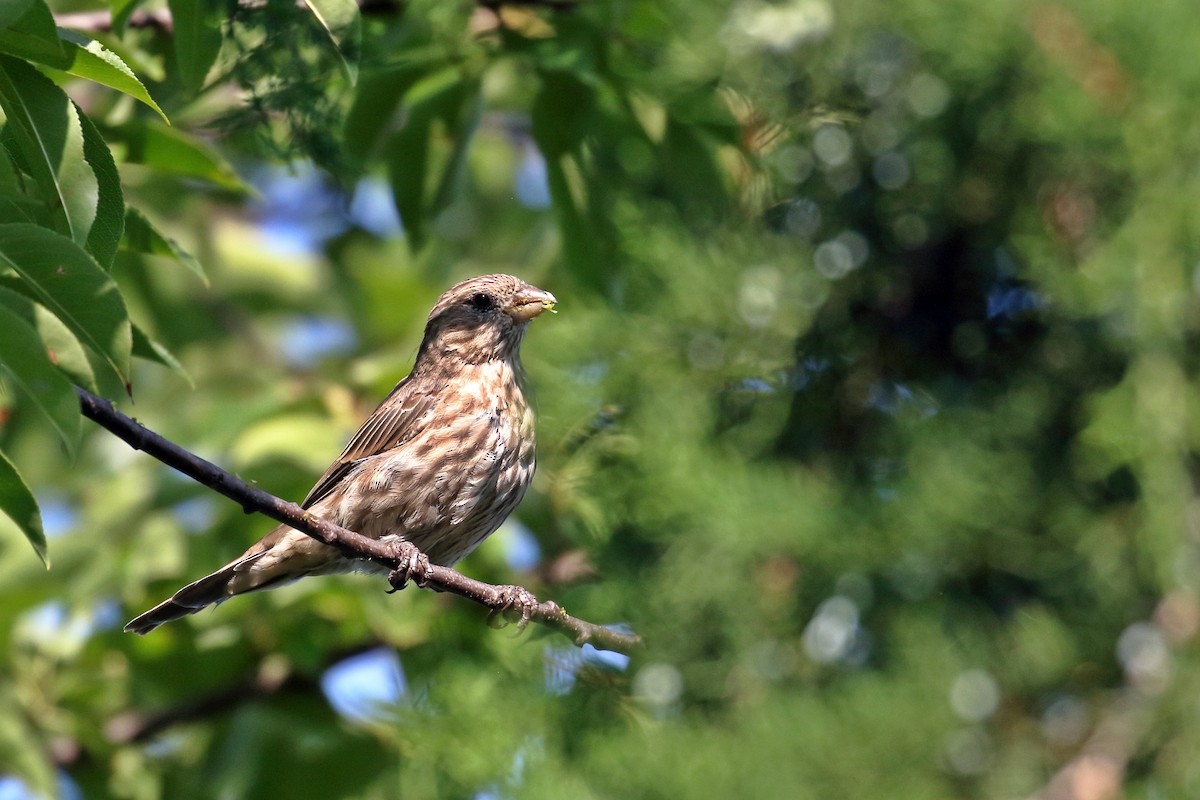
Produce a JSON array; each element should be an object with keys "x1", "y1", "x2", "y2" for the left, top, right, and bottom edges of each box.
[
  {"x1": 487, "y1": 585, "x2": 539, "y2": 630},
  {"x1": 385, "y1": 541, "x2": 432, "y2": 593}
]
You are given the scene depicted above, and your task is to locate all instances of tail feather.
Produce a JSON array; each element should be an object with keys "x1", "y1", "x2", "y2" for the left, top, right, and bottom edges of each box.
[{"x1": 124, "y1": 551, "x2": 271, "y2": 635}]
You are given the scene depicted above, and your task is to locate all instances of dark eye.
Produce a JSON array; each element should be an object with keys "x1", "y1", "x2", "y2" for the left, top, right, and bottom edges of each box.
[{"x1": 469, "y1": 292, "x2": 495, "y2": 311}]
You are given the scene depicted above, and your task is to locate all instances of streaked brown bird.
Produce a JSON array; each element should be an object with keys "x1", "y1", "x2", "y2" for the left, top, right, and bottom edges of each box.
[{"x1": 126, "y1": 274, "x2": 556, "y2": 634}]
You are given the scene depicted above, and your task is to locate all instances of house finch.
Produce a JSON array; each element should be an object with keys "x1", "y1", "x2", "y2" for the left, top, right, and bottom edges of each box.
[{"x1": 125, "y1": 274, "x2": 556, "y2": 634}]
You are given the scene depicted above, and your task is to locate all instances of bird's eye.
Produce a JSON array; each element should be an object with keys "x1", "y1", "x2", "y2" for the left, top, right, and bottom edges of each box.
[{"x1": 469, "y1": 292, "x2": 495, "y2": 311}]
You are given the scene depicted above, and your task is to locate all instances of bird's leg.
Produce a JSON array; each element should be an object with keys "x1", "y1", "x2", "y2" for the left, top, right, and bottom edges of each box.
[
  {"x1": 385, "y1": 539, "x2": 432, "y2": 593},
  {"x1": 487, "y1": 585, "x2": 540, "y2": 629}
]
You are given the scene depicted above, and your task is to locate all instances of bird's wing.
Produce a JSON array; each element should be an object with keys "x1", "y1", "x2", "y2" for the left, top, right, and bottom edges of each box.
[{"x1": 301, "y1": 377, "x2": 437, "y2": 509}]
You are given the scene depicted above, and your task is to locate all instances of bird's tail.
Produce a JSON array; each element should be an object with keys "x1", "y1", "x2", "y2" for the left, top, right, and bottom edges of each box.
[{"x1": 124, "y1": 551, "x2": 272, "y2": 635}]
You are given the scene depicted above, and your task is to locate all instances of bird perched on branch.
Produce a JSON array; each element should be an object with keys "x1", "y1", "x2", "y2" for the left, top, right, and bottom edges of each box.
[{"x1": 126, "y1": 274, "x2": 557, "y2": 634}]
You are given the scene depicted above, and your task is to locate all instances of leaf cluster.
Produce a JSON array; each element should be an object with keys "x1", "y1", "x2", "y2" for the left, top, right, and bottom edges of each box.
[{"x1": 2, "y1": 0, "x2": 1200, "y2": 798}]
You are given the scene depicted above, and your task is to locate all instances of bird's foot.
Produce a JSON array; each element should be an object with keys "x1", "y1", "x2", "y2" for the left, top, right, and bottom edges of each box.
[
  {"x1": 488, "y1": 585, "x2": 540, "y2": 630},
  {"x1": 385, "y1": 540, "x2": 432, "y2": 593}
]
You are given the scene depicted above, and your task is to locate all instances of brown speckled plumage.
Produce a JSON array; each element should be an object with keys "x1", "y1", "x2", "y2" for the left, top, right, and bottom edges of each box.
[{"x1": 126, "y1": 274, "x2": 555, "y2": 634}]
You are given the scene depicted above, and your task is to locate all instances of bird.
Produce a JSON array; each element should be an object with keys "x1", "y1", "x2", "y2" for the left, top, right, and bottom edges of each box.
[{"x1": 125, "y1": 274, "x2": 557, "y2": 634}]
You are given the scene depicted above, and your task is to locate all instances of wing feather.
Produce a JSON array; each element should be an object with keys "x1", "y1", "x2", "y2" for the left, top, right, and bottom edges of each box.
[{"x1": 301, "y1": 377, "x2": 437, "y2": 508}]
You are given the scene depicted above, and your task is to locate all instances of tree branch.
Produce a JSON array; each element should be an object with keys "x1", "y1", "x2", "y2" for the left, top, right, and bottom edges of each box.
[
  {"x1": 76, "y1": 387, "x2": 641, "y2": 654},
  {"x1": 106, "y1": 658, "x2": 319, "y2": 745}
]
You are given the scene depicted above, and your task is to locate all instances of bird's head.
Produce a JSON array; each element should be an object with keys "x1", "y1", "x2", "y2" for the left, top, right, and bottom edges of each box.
[{"x1": 419, "y1": 274, "x2": 557, "y2": 366}]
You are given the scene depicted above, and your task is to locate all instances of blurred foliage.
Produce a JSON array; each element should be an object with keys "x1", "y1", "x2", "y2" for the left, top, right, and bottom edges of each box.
[{"x1": 1, "y1": 0, "x2": 1199, "y2": 797}]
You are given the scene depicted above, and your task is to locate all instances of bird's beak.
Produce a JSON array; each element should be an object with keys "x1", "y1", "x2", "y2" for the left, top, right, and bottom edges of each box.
[{"x1": 506, "y1": 288, "x2": 558, "y2": 323}]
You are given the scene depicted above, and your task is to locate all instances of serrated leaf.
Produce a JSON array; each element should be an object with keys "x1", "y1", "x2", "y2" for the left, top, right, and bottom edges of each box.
[
  {"x1": 0, "y1": 0, "x2": 67, "y2": 69},
  {"x1": 77, "y1": 103, "x2": 124, "y2": 269},
  {"x1": 121, "y1": 208, "x2": 207, "y2": 284},
  {"x1": 168, "y1": 0, "x2": 223, "y2": 93},
  {"x1": 304, "y1": 0, "x2": 360, "y2": 84},
  {"x1": 121, "y1": 121, "x2": 249, "y2": 192},
  {"x1": 0, "y1": 302, "x2": 80, "y2": 457},
  {"x1": 0, "y1": 448, "x2": 47, "y2": 566},
  {"x1": 0, "y1": 56, "x2": 99, "y2": 248},
  {"x1": 131, "y1": 323, "x2": 192, "y2": 387},
  {"x1": 56, "y1": 31, "x2": 169, "y2": 123},
  {"x1": 90, "y1": 30, "x2": 165, "y2": 83},
  {"x1": 0, "y1": 224, "x2": 132, "y2": 387},
  {"x1": 0, "y1": 286, "x2": 96, "y2": 391}
]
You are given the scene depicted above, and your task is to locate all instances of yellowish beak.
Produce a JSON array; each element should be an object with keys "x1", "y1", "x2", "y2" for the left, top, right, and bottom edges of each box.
[{"x1": 507, "y1": 289, "x2": 558, "y2": 323}]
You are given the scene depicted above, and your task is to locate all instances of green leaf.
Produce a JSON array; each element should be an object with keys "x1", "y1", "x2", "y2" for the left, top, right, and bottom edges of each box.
[
  {"x1": 545, "y1": 154, "x2": 602, "y2": 289},
  {"x1": 56, "y1": 31, "x2": 169, "y2": 123},
  {"x1": 0, "y1": 301, "x2": 80, "y2": 457},
  {"x1": 131, "y1": 323, "x2": 192, "y2": 387},
  {"x1": 0, "y1": 17, "x2": 168, "y2": 121},
  {"x1": 0, "y1": 0, "x2": 67, "y2": 69},
  {"x1": 661, "y1": 118, "x2": 729, "y2": 213},
  {"x1": 167, "y1": 0, "x2": 223, "y2": 93},
  {"x1": 0, "y1": 145, "x2": 17, "y2": 191},
  {"x1": 89, "y1": 30, "x2": 165, "y2": 83},
  {"x1": 77, "y1": 104, "x2": 125, "y2": 269},
  {"x1": 0, "y1": 448, "x2": 47, "y2": 566},
  {"x1": 303, "y1": 0, "x2": 361, "y2": 84},
  {"x1": 120, "y1": 121, "x2": 249, "y2": 192},
  {"x1": 385, "y1": 71, "x2": 473, "y2": 250},
  {"x1": 665, "y1": 85, "x2": 742, "y2": 145},
  {"x1": 0, "y1": 200, "x2": 32, "y2": 224},
  {"x1": 0, "y1": 286, "x2": 96, "y2": 391},
  {"x1": 0, "y1": 0, "x2": 34, "y2": 29},
  {"x1": 121, "y1": 207, "x2": 207, "y2": 284},
  {"x1": 0, "y1": 224, "x2": 133, "y2": 388},
  {"x1": 429, "y1": 84, "x2": 481, "y2": 216},
  {"x1": 531, "y1": 70, "x2": 596, "y2": 159},
  {"x1": 109, "y1": 0, "x2": 145, "y2": 32},
  {"x1": 387, "y1": 120, "x2": 431, "y2": 249},
  {"x1": 343, "y1": 66, "x2": 426, "y2": 166},
  {"x1": 0, "y1": 56, "x2": 99, "y2": 249},
  {"x1": 0, "y1": 144, "x2": 40, "y2": 224},
  {"x1": 0, "y1": 147, "x2": 35, "y2": 221}
]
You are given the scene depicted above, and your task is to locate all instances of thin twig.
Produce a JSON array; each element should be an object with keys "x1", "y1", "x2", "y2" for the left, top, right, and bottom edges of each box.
[
  {"x1": 76, "y1": 387, "x2": 641, "y2": 654},
  {"x1": 105, "y1": 642, "x2": 380, "y2": 744},
  {"x1": 106, "y1": 663, "x2": 316, "y2": 745}
]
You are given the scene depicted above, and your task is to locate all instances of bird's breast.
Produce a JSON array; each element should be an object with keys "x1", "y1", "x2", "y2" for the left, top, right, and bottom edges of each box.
[{"x1": 338, "y1": 359, "x2": 537, "y2": 566}]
